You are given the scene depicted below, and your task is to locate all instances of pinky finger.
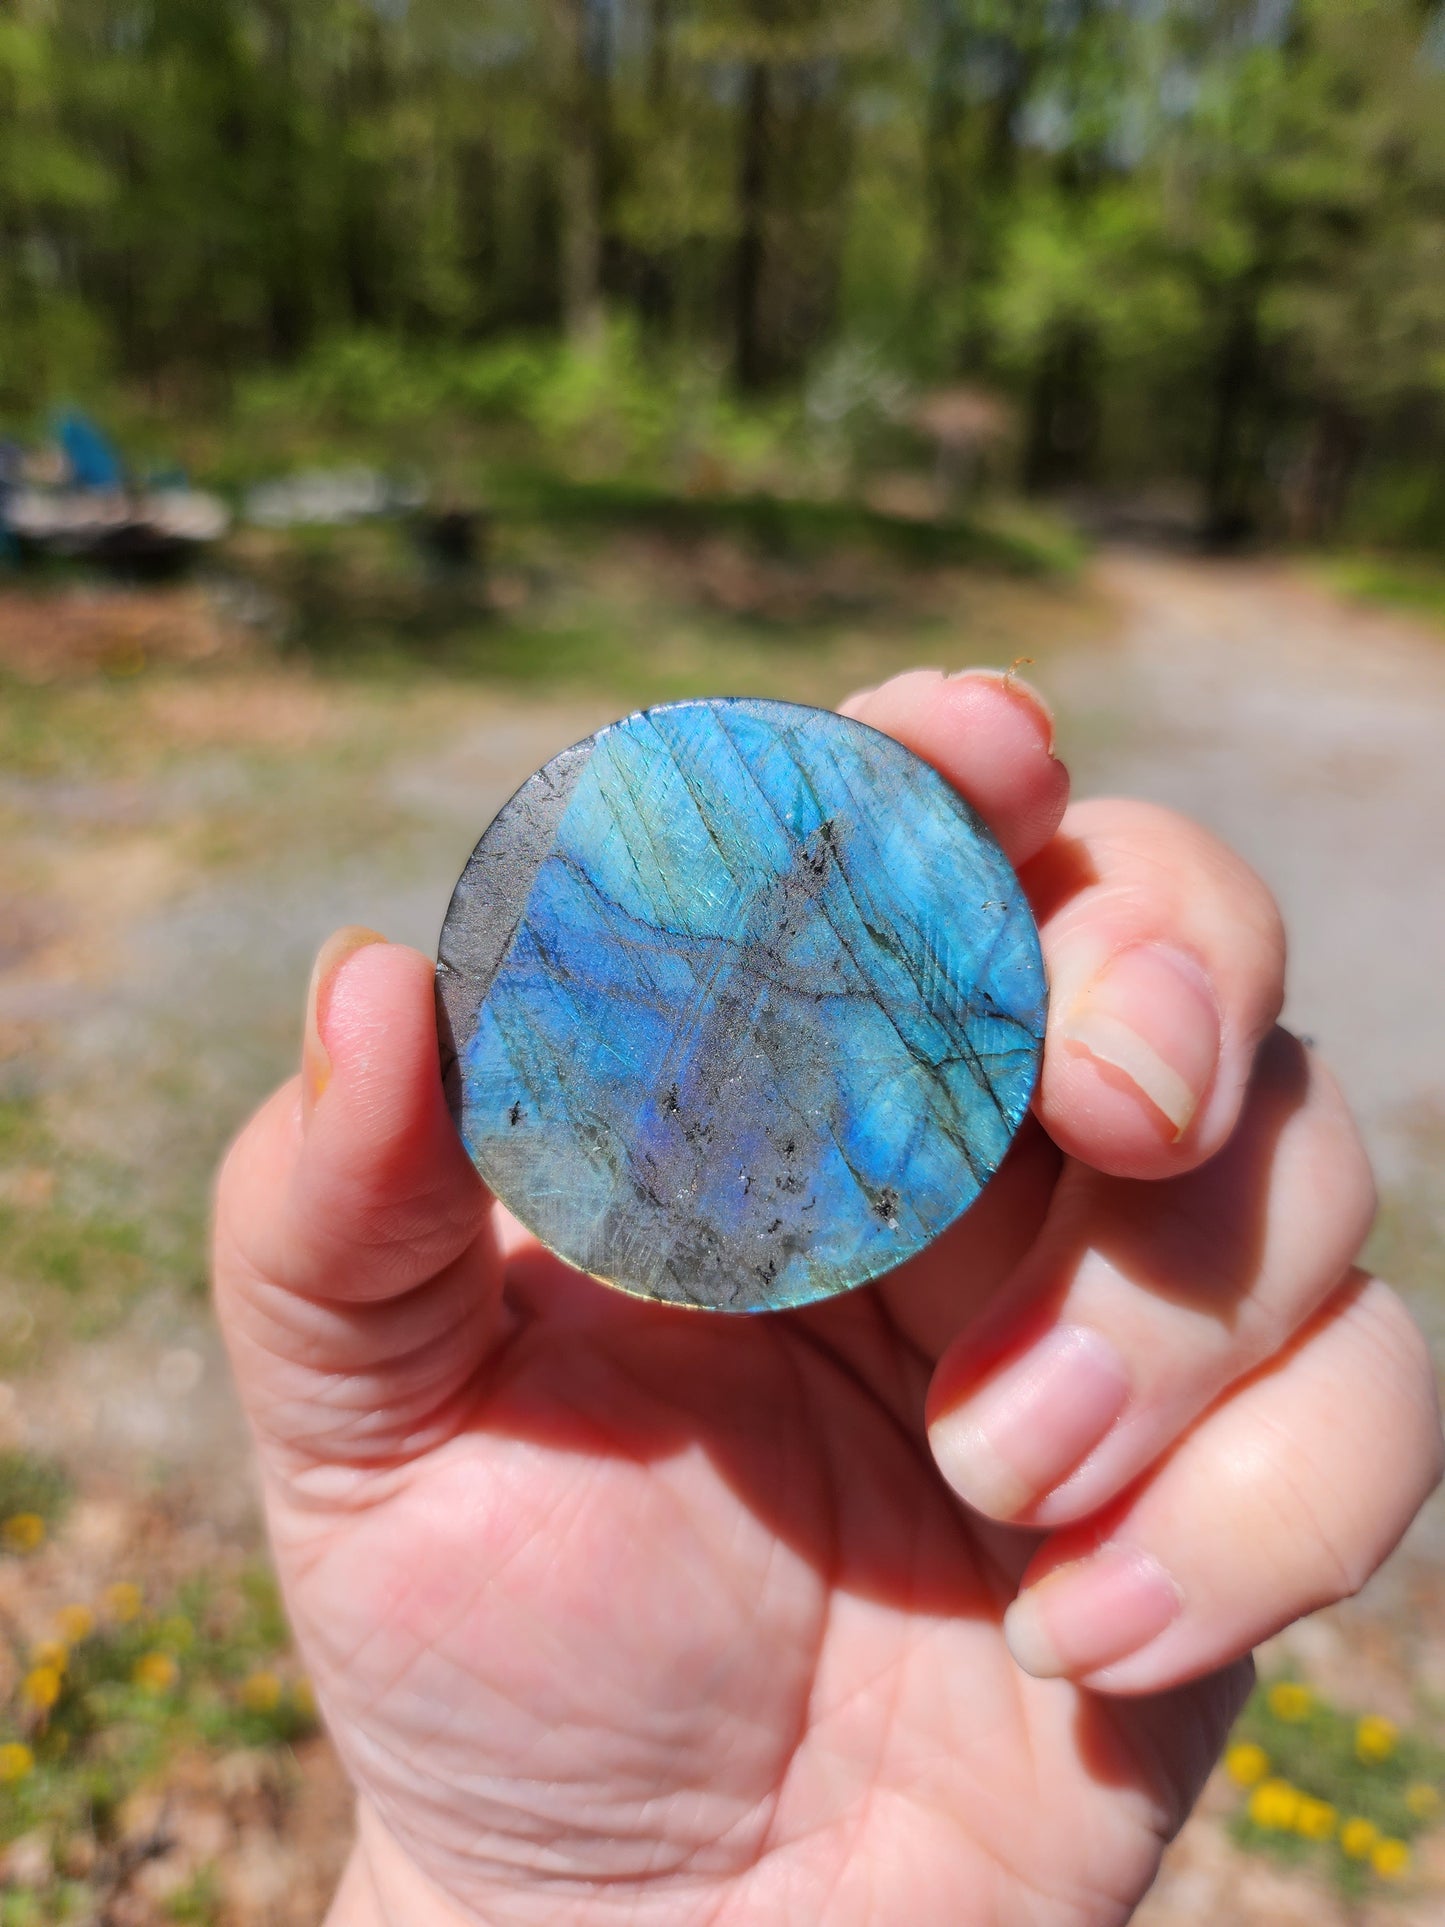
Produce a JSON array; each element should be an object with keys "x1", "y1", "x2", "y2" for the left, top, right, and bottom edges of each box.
[{"x1": 999, "y1": 1273, "x2": 1443, "y2": 1694}]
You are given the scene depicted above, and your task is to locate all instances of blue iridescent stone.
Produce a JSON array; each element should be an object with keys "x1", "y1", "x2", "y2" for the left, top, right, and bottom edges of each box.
[{"x1": 436, "y1": 698, "x2": 1046, "y2": 1312}]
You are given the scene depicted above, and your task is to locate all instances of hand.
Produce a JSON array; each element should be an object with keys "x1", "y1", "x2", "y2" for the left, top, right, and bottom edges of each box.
[{"x1": 213, "y1": 670, "x2": 1441, "y2": 1927}]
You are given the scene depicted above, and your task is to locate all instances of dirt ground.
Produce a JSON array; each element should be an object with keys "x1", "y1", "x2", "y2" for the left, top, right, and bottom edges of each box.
[{"x1": 2, "y1": 546, "x2": 1444, "y2": 1921}]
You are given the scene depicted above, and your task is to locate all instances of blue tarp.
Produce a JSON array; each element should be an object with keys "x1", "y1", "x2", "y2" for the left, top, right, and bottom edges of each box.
[{"x1": 54, "y1": 409, "x2": 124, "y2": 491}]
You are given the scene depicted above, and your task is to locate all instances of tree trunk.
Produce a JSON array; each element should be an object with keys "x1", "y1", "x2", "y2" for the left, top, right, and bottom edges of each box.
[
  {"x1": 552, "y1": 0, "x2": 604, "y2": 345},
  {"x1": 1297, "y1": 403, "x2": 1365, "y2": 543},
  {"x1": 1023, "y1": 324, "x2": 1098, "y2": 493},
  {"x1": 648, "y1": 0, "x2": 673, "y2": 107},
  {"x1": 920, "y1": 14, "x2": 1036, "y2": 371},
  {"x1": 919, "y1": 3, "x2": 968, "y2": 306},
  {"x1": 734, "y1": 60, "x2": 771, "y2": 390},
  {"x1": 1204, "y1": 296, "x2": 1261, "y2": 547}
]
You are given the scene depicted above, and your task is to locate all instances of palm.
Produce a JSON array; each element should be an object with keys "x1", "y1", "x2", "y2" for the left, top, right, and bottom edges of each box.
[{"x1": 277, "y1": 1236, "x2": 1241, "y2": 1926}]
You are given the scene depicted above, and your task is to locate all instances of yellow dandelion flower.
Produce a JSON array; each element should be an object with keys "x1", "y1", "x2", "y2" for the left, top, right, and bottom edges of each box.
[
  {"x1": 1295, "y1": 1797, "x2": 1338, "y2": 1842},
  {"x1": 131, "y1": 1651, "x2": 178, "y2": 1694},
  {"x1": 1341, "y1": 1817, "x2": 1379, "y2": 1860},
  {"x1": 2, "y1": 1513, "x2": 46, "y2": 1554},
  {"x1": 30, "y1": 1640, "x2": 68, "y2": 1674},
  {"x1": 240, "y1": 1670, "x2": 282, "y2": 1715},
  {"x1": 0, "y1": 1742, "x2": 34, "y2": 1782},
  {"x1": 1355, "y1": 1715, "x2": 1398, "y2": 1765},
  {"x1": 1266, "y1": 1681, "x2": 1313, "y2": 1723},
  {"x1": 104, "y1": 1581, "x2": 142, "y2": 1624},
  {"x1": 20, "y1": 1665, "x2": 62, "y2": 1713},
  {"x1": 1225, "y1": 1741, "x2": 1270, "y2": 1787},
  {"x1": 1372, "y1": 1837, "x2": 1411, "y2": 1880},
  {"x1": 292, "y1": 1679, "x2": 317, "y2": 1721},
  {"x1": 1405, "y1": 1782, "x2": 1440, "y2": 1819},
  {"x1": 56, "y1": 1604, "x2": 93, "y2": 1644},
  {"x1": 1248, "y1": 1779, "x2": 1301, "y2": 1831}
]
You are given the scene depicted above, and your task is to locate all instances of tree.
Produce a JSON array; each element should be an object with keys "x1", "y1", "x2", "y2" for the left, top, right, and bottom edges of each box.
[{"x1": 0, "y1": 4, "x2": 112, "y2": 408}]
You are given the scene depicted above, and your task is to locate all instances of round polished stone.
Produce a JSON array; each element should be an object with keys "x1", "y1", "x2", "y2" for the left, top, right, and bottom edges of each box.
[{"x1": 436, "y1": 697, "x2": 1046, "y2": 1312}]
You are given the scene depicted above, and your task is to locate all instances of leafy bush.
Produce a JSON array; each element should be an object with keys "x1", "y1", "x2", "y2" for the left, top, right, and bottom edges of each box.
[
  {"x1": 232, "y1": 322, "x2": 870, "y2": 494},
  {"x1": 238, "y1": 333, "x2": 444, "y2": 433}
]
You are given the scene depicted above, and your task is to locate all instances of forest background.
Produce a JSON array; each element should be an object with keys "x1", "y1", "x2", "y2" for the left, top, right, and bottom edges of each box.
[{"x1": 4, "y1": 0, "x2": 1445, "y2": 548}]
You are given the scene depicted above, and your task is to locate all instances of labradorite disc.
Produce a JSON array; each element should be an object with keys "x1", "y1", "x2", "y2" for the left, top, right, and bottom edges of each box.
[{"x1": 436, "y1": 698, "x2": 1045, "y2": 1312}]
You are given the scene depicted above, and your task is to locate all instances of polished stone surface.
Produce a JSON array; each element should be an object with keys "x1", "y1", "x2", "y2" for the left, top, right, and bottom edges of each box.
[{"x1": 436, "y1": 698, "x2": 1045, "y2": 1311}]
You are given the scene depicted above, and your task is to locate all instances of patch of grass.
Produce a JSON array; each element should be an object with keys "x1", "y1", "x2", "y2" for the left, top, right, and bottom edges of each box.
[
  {"x1": 1320, "y1": 553, "x2": 1445, "y2": 630},
  {"x1": 166, "y1": 1867, "x2": 224, "y2": 1922},
  {"x1": 2, "y1": 1893, "x2": 96, "y2": 1925},
  {"x1": 232, "y1": 491, "x2": 1093, "y2": 708},
  {"x1": 1224, "y1": 1674, "x2": 1445, "y2": 1894},
  {"x1": 0, "y1": 1099, "x2": 159, "y2": 1367},
  {"x1": 488, "y1": 472, "x2": 1082, "y2": 575},
  {"x1": 0, "y1": 1565, "x2": 318, "y2": 1855},
  {"x1": 1369, "y1": 1186, "x2": 1445, "y2": 1306},
  {"x1": 0, "y1": 1450, "x2": 71, "y2": 1552},
  {"x1": 0, "y1": 675, "x2": 142, "y2": 780}
]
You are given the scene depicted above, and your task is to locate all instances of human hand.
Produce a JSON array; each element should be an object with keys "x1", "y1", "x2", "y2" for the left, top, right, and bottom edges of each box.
[{"x1": 213, "y1": 671, "x2": 1442, "y2": 1927}]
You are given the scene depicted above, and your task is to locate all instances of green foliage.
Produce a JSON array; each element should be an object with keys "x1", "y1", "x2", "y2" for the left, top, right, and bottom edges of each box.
[
  {"x1": 234, "y1": 321, "x2": 817, "y2": 487},
  {"x1": 3, "y1": 0, "x2": 1445, "y2": 539}
]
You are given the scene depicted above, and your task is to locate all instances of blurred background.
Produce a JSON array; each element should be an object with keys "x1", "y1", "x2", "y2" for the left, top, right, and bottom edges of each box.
[{"x1": 1, "y1": 1, "x2": 1445, "y2": 1920}]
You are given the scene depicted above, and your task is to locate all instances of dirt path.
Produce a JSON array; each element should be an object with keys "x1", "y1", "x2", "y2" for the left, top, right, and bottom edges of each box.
[{"x1": 1063, "y1": 550, "x2": 1445, "y2": 1191}]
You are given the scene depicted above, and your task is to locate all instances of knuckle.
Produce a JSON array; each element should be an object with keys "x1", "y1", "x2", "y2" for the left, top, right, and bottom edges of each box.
[
  {"x1": 1356, "y1": 1281, "x2": 1445, "y2": 1483},
  {"x1": 1294, "y1": 1051, "x2": 1379, "y2": 1255},
  {"x1": 1282, "y1": 1281, "x2": 1444, "y2": 1604},
  {"x1": 1059, "y1": 798, "x2": 1286, "y2": 996},
  {"x1": 343, "y1": 1176, "x2": 482, "y2": 1286},
  {"x1": 210, "y1": 1086, "x2": 297, "y2": 1286},
  {"x1": 1264, "y1": 1431, "x2": 1378, "y2": 1606},
  {"x1": 1232, "y1": 1034, "x2": 1379, "y2": 1317}
]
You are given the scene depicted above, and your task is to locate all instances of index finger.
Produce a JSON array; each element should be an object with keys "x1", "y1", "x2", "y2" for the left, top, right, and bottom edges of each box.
[{"x1": 843, "y1": 668, "x2": 1070, "y2": 869}]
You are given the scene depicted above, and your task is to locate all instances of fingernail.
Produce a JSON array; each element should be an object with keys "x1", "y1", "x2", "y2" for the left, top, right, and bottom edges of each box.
[
  {"x1": 1060, "y1": 942, "x2": 1220, "y2": 1140},
  {"x1": 929, "y1": 1326, "x2": 1129, "y2": 1519},
  {"x1": 302, "y1": 926, "x2": 386, "y2": 1126},
  {"x1": 837, "y1": 685, "x2": 877, "y2": 716},
  {"x1": 1004, "y1": 1546, "x2": 1183, "y2": 1680},
  {"x1": 951, "y1": 666, "x2": 1056, "y2": 755}
]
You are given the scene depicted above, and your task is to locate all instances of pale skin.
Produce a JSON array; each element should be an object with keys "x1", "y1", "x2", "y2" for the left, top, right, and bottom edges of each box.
[{"x1": 213, "y1": 670, "x2": 1443, "y2": 1927}]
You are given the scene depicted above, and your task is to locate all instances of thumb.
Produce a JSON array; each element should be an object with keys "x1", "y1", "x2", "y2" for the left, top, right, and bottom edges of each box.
[{"x1": 213, "y1": 931, "x2": 503, "y2": 1488}]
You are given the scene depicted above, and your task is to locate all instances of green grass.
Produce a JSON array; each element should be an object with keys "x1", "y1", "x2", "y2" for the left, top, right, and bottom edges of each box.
[
  {"x1": 0, "y1": 1099, "x2": 163, "y2": 1368},
  {"x1": 165, "y1": 1869, "x2": 225, "y2": 1922},
  {"x1": 226, "y1": 485, "x2": 1089, "y2": 707},
  {"x1": 1319, "y1": 553, "x2": 1445, "y2": 630},
  {"x1": 486, "y1": 471, "x2": 1084, "y2": 575},
  {"x1": 0, "y1": 1450, "x2": 71, "y2": 1542}
]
